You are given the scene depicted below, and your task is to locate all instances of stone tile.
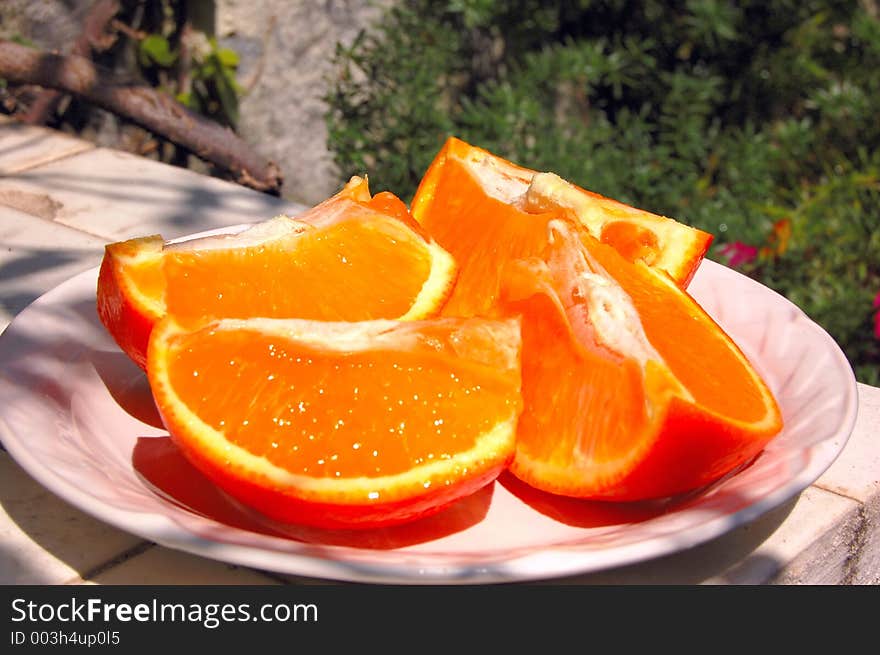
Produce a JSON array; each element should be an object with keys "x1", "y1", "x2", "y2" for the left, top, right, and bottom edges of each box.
[
  {"x1": 815, "y1": 383, "x2": 880, "y2": 504},
  {"x1": 0, "y1": 147, "x2": 307, "y2": 242},
  {"x1": 544, "y1": 486, "x2": 858, "y2": 584},
  {"x1": 89, "y1": 545, "x2": 281, "y2": 585},
  {"x1": 0, "y1": 206, "x2": 106, "y2": 332},
  {"x1": 852, "y1": 493, "x2": 880, "y2": 584},
  {"x1": 0, "y1": 120, "x2": 93, "y2": 175},
  {"x1": 717, "y1": 486, "x2": 861, "y2": 584},
  {"x1": 0, "y1": 452, "x2": 145, "y2": 585}
]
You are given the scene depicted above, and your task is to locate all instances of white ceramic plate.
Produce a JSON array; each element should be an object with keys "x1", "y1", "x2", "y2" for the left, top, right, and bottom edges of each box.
[{"x1": 0, "y1": 256, "x2": 858, "y2": 584}]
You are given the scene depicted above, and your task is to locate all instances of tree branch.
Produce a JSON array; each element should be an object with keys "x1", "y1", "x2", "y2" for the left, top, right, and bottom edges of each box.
[
  {"x1": 0, "y1": 40, "x2": 282, "y2": 194},
  {"x1": 22, "y1": 0, "x2": 121, "y2": 126}
]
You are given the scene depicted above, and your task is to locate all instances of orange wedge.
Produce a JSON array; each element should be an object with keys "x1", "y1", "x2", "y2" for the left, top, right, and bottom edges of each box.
[
  {"x1": 502, "y1": 220, "x2": 782, "y2": 499},
  {"x1": 147, "y1": 315, "x2": 522, "y2": 529},
  {"x1": 96, "y1": 234, "x2": 165, "y2": 370},
  {"x1": 96, "y1": 177, "x2": 456, "y2": 369},
  {"x1": 412, "y1": 152, "x2": 782, "y2": 499},
  {"x1": 412, "y1": 136, "x2": 713, "y2": 288}
]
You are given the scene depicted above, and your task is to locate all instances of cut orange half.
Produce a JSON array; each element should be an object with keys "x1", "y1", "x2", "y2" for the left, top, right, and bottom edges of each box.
[
  {"x1": 147, "y1": 315, "x2": 522, "y2": 529},
  {"x1": 96, "y1": 177, "x2": 457, "y2": 369},
  {"x1": 412, "y1": 136, "x2": 713, "y2": 288}
]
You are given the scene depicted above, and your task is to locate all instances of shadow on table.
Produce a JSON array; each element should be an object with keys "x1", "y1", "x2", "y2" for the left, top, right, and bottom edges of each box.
[
  {"x1": 0, "y1": 248, "x2": 103, "y2": 325},
  {"x1": 0, "y1": 127, "x2": 46, "y2": 160},
  {"x1": 532, "y1": 494, "x2": 798, "y2": 585},
  {"x1": 0, "y1": 455, "x2": 145, "y2": 584},
  {"x1": 3, "y1": 165, "x2": 304, "y2": 239}
]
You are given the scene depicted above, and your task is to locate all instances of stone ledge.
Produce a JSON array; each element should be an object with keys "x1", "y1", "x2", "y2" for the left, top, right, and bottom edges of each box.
[{"x1": 0, "y1": 119, "x2": 94, "y2": 176}]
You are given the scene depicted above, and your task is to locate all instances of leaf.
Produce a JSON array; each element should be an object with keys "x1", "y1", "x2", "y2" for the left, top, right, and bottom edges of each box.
[
  {"x1": 216, "y1": 47, "x2": 240, "y2": 69},
  {"x1": 175, "y1": 91, "x2": 193, "y2": 107},
  {"x1": 10, "y1": 34, "x2": 36, "y2": 47},
  {"x1": 139, "y1": 34, "x2": 177, "y2": 68},
  {"x1": 214, "y1": 73, "x2": 240, "y2": 127}
]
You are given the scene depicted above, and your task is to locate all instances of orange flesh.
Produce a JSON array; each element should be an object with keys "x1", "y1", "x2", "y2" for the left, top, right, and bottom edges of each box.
[
  {"x1": 582, "y1": 236, "x2": 768, "y2": 423},
  {"x1": 503, "y1": 229, "x2": 779, "y2": 497},
  {"x1": 164, "y1": 218, "x2": 431, "y2": 326},
  {"x1": 417, "y1": 151, "x2": 772, "y2": 440},
  {"x1": 367, "y1": 191, "x2": 428, "y2": 238},
  {"x1": 123, "y1": 257, "x2": 164, "y2": 308},
  {"x1": 513, "y1": 289, "x2": 652, "y2": 467},
  {"x1": 418, "y1": 160, "x2": 667, "y2": 465},
  {"x1": 416, "y1": 157, "x2": 559, "y2": 318},
  {"x1": 407, "y1": 137, "x2": 779, "y2": 499},
  {"x1": 165, "y1": 329, "x2": 513, "y2": 478},
  {"x1": 599, "y1": 221, "x2": 660, "y2": 267}
]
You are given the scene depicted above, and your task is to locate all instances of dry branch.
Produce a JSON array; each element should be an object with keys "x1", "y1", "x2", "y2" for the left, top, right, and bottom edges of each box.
[
  {"x1": 22, "y1": 0, "x2": 121, "y2": 126},
  {"x1": 0, "y1": 40, "x2": 282, "y2": 194}
]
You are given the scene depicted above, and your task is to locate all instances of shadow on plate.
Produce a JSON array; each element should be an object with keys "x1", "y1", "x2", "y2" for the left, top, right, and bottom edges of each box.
[
  {"x1": 132, "y1": 436, "x2": 493, "y2": 550},
  {"x1": 498, "y1": 450, "x2": 769, "y2": 529},
  {"x1": 91, "y1": 350, "x2": 164, "y2": 428},
  {"x1": 498, "y1": 472, "x2": 677, "y2": 527}
]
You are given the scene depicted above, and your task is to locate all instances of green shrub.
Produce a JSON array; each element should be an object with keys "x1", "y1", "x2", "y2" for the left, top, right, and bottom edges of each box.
[{"x1": 325, "y1": 0, "x2": 880, "y2": 384}]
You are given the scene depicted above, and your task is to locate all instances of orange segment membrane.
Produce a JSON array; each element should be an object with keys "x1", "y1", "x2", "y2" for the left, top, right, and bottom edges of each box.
[
  {"x1": 511, "y1": 288, "x2": 653, "y2": 469},
  {"x1": 582, "y1": 235, "x2": 769, "y2": 423}
]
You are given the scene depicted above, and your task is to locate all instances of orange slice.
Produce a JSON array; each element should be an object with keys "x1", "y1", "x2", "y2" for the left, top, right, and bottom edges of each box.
[
  {"x1": 96, "y1": 234, "x2": 165, "y2": 370},
  {"x1": 412, "y1": 136, "x2": 713, "y2": 288},
  {"x1": 96, "y1": 177, "x2": 457, "y2": 369},
  {"x1": 502, "y1": 220, "x2": 782, "y2": 499},
  {"x1": 147, "y1": 315, "x2": 522, "y2": 529},
  {"x1": 413, "y1": 157, "x2": 782, "y2": 499}
]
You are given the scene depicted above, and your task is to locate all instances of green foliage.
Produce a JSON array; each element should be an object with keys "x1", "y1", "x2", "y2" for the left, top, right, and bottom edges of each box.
[
  {"x1": 177, "y1": 38, "x2": 242, "y2": 128},
  {"x1": 326, "y1": 4, "x2": 464, "y2": 192},
  {"x1": 139, "y1": 34, "x2": 177, "y2": 68},
  {"x1": 325, "y1": 0, "x2": 880, "y2": 384},
  {"x1": 137, "y1": 29, "x2": 241, "y2": 129},
  {"x1": 740, "y1": 164, "x2": 880, "y2": 386},
  {"x1": 9, "y1": 34, "x2": 36, "y2": 47}
]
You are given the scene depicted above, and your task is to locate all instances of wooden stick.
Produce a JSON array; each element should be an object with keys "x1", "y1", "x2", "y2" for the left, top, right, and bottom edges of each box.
[
  {"x1": 1, "y1": 40, "x2": 282, "y2": 194},
  {"x1": 22, "y1": 0, "x2": 121, "y2": 126}
]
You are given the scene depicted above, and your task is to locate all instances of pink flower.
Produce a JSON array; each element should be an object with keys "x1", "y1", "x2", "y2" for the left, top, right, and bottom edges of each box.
[
  {"x1": 874, "y1": 292, "x2": 880, "y2": 340},
  {"x1": 719, "y1": 241, "x2": 758, "y2": 268}
]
